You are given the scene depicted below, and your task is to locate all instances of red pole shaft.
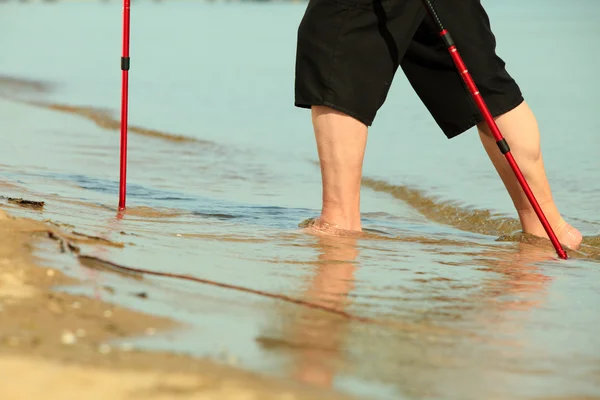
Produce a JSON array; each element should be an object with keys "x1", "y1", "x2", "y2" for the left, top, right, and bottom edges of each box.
[
  {"x1": 444, "y1": 39, "x2": 567, "y2": 259},
  {"x1": 119, "y1": 0, "x2": 131, "y2": 211},
  {"x1": 420, "y1": 1, "x2": 568, "y2": 260}
]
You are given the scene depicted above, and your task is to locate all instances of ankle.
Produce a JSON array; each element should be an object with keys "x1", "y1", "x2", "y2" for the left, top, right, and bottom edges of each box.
[
  {"x1": 320, "y1": 205, "x2": 362, "y2": 231},
  {"x1": 518, "y1": 205, "x2": 561, "y2": 236}
]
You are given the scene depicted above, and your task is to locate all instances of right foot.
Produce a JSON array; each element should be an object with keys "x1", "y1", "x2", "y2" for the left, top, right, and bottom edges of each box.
[{"x1": 521, "y1": 214, "x2": 582, "y2": 250}]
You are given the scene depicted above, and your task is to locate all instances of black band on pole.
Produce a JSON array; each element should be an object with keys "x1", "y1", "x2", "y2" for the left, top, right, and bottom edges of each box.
[
  {"x1": 440, "y1": 31, "x2": 455, "y2": 48},
  {"x1": 496, "y1": 139, "x2": 510, "y2": 154},
  {"x1": 121, "y1": 57, "x2": 130, "y2": 71}
]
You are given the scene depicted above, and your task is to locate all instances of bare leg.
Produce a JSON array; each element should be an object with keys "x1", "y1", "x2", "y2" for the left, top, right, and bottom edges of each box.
[
  {"x1": 478, "y1": 101, "x2": 582, "y2": 249},
  {"x1": 310, "y1": 106, "x2": 367, "y2": 232}
]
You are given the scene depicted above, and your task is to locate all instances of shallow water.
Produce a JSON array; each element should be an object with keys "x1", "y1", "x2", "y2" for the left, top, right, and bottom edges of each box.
[{"x1": 1, "y1": 0, "x2": 599, "y2": 399}]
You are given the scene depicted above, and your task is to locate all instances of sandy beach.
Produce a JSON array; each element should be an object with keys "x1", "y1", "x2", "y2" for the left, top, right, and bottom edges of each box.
[
  {"x1": 1, "y1": 1, "x2": 599, "y2": 399},
  {"x1": 0, "y1": 206, "x2": 356, "y2": 400}
]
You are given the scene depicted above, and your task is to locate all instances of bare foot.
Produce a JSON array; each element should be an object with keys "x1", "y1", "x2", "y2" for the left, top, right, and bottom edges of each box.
[
  {"x1": 520, "y1": 212, "x2": 583, "y2": 250},
  {"x1": 300, "y1": 217, "x2": 363, "y2": 238}
]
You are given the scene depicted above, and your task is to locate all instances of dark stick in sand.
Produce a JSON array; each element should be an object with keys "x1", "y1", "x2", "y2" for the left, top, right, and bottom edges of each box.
[{"x1": 77, "y1": 254, "x2": 373, "y2": 323}]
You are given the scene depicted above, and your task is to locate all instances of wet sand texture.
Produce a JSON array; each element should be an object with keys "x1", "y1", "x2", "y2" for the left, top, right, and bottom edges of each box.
[{"x1": 0, "y1": 208, "x2": 358, "y2": 400}]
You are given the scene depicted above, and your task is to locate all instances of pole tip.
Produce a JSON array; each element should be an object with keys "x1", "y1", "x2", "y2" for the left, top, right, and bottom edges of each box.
[{"x1": 559, "y1": 250, "x2": 569, "y2": 260}]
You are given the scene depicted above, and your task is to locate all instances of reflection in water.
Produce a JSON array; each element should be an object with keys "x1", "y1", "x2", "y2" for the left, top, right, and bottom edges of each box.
[
  {"x1": 478, "y1": 243, "x2": 554, "y2": 314},
  {"x1": 290, "y1": 234, "x2": 358, "y2": 389},
  {"x1": 76, "y1": 214, "x2": 129, "y2": 300},
  {"x1": 257, "y1": 236, "x2": 584, "y2": 400},
  {"x1": 2, "y1": 67, "x2": 599, "y2": 400},
  {"x1": 4, "y1": 157, "x2": 599, "y2": 400}
]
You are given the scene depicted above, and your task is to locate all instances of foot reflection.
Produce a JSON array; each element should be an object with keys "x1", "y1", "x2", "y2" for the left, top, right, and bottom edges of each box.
[
  {"x1": 290, "y1": 234, "x2": 359, "y2": 389},
  {"x1": 280, "y1": 235, "x2": 566, "y2": 398}
]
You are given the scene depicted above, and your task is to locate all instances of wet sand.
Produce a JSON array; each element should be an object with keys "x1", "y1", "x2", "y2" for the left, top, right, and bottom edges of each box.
[
  {"x1": 0, "y1": 207, "x2": 356, "y2": 400},
  {"x1": 1, "y1": 74, "x2": 599, "y2": 399}
]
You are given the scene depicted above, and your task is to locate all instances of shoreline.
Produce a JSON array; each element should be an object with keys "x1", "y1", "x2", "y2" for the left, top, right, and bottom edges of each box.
[{"x1": 0, "y1": 206, "x2": 356, "y2": 400}]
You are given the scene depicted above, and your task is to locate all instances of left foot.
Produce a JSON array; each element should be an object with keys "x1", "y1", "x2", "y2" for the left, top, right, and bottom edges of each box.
[{"x1": 300, "y1": 217, "x2": 362, "y2": 238}]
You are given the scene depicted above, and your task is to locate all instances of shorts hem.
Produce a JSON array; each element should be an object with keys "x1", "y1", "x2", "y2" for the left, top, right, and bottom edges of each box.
[
  {"x1": 294, "y1": 100, "x2": 374, "y2": 127},
  {"x1": 444, "y1": 94, "x2": 525, "y2": 139}
]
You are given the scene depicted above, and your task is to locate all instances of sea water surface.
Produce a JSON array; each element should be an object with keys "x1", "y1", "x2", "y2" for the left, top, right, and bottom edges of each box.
[{"x1": 1, "y1": 0, "x2": 599, "y2": 399}]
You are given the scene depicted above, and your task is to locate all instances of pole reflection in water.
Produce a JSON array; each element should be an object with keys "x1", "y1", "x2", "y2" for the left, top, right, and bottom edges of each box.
[{"x1": 255, "y1": 232, "x2": 580, "y2": 400}]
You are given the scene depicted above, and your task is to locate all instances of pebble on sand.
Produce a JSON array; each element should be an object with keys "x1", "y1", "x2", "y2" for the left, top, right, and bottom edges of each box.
[
  {"x1": 98, "y1": 344, "x2": 111, "y2": 354},
  {"x1": 61, "y1": 330, "x2": 76, "y2": 345}
]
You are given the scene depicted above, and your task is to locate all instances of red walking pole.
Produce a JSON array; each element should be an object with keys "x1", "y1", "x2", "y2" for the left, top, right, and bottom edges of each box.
[
  {"x1": 119, "y1": 0, "x2": 131, "y2": 211},
  {"x1": 420, "y1": 0, "x2": 568, "y2": 260}
]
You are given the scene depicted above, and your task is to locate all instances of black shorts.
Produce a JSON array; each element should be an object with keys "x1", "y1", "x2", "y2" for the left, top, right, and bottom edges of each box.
[{"x1": 294, "y1": 0, "x2": 524, "y2": 139}]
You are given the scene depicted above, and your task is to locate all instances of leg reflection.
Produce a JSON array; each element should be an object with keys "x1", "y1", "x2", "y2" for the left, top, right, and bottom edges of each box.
[{"x1": 291, "y1": 234, "x2": 359, "y2": 388}]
